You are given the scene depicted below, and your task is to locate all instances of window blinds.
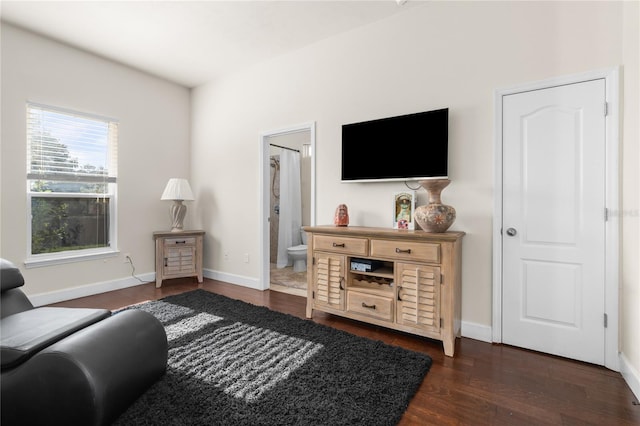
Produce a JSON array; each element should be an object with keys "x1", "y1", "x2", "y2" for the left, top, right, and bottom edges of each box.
[{"x1": 26, "y1": 103, "x2": 118, "y2": 184}]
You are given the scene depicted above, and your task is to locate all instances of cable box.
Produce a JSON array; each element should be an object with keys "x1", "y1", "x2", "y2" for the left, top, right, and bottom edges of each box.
[{"x1": 350, "y1": 258, "x2": 383, "y2": 272}]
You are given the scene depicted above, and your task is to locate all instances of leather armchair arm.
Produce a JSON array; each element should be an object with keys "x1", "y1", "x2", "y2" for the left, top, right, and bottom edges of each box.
[{"x1": 1, "y1": 309, "x2": 168, "y2": 426}]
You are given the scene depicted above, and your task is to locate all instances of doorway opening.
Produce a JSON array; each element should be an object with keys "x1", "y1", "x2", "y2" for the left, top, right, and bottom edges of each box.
[{"x1": 260, "y1": 122, "x2": 316, "y2": 296}]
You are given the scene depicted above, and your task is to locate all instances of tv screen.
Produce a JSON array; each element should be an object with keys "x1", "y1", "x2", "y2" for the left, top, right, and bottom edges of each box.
[{"x1": 341, "y1": 108, "x2": 448, "y2": 182}]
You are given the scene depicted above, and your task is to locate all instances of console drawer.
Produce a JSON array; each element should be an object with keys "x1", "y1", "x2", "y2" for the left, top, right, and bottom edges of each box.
[
  {"x1": 347, "y1": 291, "x2": 393, "y2": 322},
  {"x1": 313, "y1": 235, "x2": 368, "y2": 256},
  {"x1": 370, "y1": 239, "x2": 440, "y2": 263}
]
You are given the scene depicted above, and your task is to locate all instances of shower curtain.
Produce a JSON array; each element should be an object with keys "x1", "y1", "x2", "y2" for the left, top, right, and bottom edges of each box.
[{"x1": 276, "y1": 149, "x2": 302, "y2": 268}]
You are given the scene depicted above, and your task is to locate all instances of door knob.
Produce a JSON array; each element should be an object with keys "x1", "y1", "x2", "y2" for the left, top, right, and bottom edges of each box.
[{"x1": 506, "y1": 228, "x2": 517, "y2": 237}]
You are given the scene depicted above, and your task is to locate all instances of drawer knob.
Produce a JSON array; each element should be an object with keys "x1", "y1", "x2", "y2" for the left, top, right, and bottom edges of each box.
[
  {"x1": 361, "y1": 302, "x2": 376, "y2": 310},
  {"x1": 395, "y1": 248, "x2": 412, "y2": 254},
  {"x1": 332, "y1": 242, "x2": 345, "y2": 248}
]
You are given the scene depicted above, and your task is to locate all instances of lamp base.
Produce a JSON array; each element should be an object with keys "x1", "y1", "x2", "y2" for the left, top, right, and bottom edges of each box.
[{"x1": 169, "y1": 200, "x2": 187, "y2": 232}]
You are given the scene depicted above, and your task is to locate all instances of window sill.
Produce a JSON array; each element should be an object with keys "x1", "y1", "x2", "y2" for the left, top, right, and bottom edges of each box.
[{"x1": 24, "y1": 249, "x2": 120, "y2": 269}]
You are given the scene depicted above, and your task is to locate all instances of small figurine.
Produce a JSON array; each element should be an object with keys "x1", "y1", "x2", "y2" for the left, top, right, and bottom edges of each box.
[{"x1": 334, "y1": 204, "x2": 349, "y2": 226}]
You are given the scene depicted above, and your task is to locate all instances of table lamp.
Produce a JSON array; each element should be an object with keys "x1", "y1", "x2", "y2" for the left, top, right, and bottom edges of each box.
[{"x1": 161, "y1": 178, "x2": 194, "y2": 232}]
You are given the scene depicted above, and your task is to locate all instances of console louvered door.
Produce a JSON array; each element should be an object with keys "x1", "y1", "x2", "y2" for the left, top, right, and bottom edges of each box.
[
  {"x1": 313, "y1": 253, "x2": 345, "y2": 310},
  {"x1": 396, "y1": 263, "x2": 441, "y2": 333}
]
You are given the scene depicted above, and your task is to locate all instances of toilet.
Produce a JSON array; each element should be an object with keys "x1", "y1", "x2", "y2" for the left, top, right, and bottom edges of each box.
[{"x1": 287, "y1": 228, "x2": 308, "y2": 272}]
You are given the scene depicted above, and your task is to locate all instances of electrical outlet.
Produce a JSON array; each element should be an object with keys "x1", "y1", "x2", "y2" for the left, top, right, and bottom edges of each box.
[
  {"x1": 224, "y1": 252, "x2": 229, "y2": 262},
  {"x1": 243, "y1": 253, "x2": 249, "y2": 263},
  {"x1": 123, "y1": 253, "x2": 131, "y2": 263}
]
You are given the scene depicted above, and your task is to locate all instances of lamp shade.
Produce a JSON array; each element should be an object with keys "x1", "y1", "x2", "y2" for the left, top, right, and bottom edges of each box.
[{"x1": 161, "y1": 178, "x2": 194, "y2": 201}]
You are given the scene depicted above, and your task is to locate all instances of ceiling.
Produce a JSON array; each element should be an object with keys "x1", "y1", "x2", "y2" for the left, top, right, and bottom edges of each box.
[{"x1": 1, "y1": 1, "x2": 418, "y2": 88}]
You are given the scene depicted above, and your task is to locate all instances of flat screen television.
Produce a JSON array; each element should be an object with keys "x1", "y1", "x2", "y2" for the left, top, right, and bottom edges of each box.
[{"x1": 341, "y1": 108, "x2": 448, "y2": 182}]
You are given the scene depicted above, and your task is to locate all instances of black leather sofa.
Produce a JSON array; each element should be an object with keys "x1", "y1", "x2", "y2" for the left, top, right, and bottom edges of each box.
[{"x1": 0, "y1": 258, "x2": 168, "y2": 425}]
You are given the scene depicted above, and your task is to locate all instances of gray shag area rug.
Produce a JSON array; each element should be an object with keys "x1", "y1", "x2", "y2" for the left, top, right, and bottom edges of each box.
[{"x1": 113, "y1": 289, "x2": 432, "y2": 425}]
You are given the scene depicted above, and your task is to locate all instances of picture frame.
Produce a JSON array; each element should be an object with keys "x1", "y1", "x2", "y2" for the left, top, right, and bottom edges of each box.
[{"x1": 392, "y1": 191, "x2": 415, "y2": 230}]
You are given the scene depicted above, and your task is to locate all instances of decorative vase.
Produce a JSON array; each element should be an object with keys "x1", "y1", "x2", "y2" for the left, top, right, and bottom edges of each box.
[{"x1": 413, "y1": 179, "x2": 456, "y2": 233}]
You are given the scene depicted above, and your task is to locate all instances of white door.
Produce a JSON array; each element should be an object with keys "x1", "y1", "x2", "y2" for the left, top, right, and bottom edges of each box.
[{"x1": 502, "y1": 79, "x2": 607, "y2": 365}]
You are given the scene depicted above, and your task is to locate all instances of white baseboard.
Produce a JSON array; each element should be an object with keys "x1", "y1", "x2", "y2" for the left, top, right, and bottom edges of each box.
[
  {"x1": 27, "y1": 268, "x2": 261, "y2": 307},
  {"x1": 29, "y1": 272, "x2": 155, "y2": 307},
  {"x1": 203, "y1": 268, "x2": 261, "y2": 290},
  {"x1": 461, "y1": 320, "x2": 493, "y2": 343},
  {"x1": 620, "y1": 352, "x2": 640, "y2": 401}
]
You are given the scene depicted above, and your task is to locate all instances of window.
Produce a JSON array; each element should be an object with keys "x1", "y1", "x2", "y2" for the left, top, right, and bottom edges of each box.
[{"x1": 26, "y1": 103, "x2": 118, "y2": 266}]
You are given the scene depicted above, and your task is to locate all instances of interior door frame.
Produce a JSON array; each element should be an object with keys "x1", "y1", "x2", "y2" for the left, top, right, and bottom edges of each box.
[
  {"x1": 259, "y1": 121, "x2": 316, "y2": 291},
  {"x1": 492, "y1": 67, "x2": 620, "y2": 371}
]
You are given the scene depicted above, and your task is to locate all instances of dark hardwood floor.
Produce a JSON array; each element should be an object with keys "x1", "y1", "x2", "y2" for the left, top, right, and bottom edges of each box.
[{"x1": 49, "y1": 278, "x2": 640, "y2": 425}]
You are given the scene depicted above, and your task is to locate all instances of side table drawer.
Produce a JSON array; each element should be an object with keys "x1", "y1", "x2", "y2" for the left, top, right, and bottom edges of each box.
[
  {"x1": 347, "y1": 291, "x2": 393, "y2": 322},
  {"x1": 164, "y1": 237, "x2": 196, "y2": 247}
]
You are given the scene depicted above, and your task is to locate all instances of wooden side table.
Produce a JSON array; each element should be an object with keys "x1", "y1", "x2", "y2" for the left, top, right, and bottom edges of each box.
[{"x1": 153, "y1": 230, "x2": 205, "y2": 288}]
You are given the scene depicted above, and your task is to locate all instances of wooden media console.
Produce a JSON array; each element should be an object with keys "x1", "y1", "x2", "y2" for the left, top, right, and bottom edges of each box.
[{"x1": 303, "y1": 226, "x2": 464, "y2": 356}]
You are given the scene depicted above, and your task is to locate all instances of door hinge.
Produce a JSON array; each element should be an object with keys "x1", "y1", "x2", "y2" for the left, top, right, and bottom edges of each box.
[
  {"x1": 604, "y1": 102, "x2": 609, "y2": 116},
  {"x1": 440, "y1": 274, "x2": 444, "y2": 284},
  {"x1": 605, "y1": 207, "x2": 609, "y2": 222},
  {"x1": 604, "y1": 313, "x2": 608, "y2": 328},
  {"x1": 312, "y1": 291, "x2": 315, "y2": 300},
  {"x1": 440, "y1": 318, "x2": 444, "y2": 328}
]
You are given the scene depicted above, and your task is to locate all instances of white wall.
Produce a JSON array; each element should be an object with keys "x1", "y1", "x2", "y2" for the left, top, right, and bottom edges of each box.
[
  {"x1": 0, "y1": 23, "x2": 191, "y2": 300},
  {"x1": 620, "y1": 0, "x2": 640, "y2": 394},
  {"x1": 1, "y1": 1, "x2": 637, "y2": 392},
  {"x1": 191, "y1": 0, "x2": 638, "y2": 378}
]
